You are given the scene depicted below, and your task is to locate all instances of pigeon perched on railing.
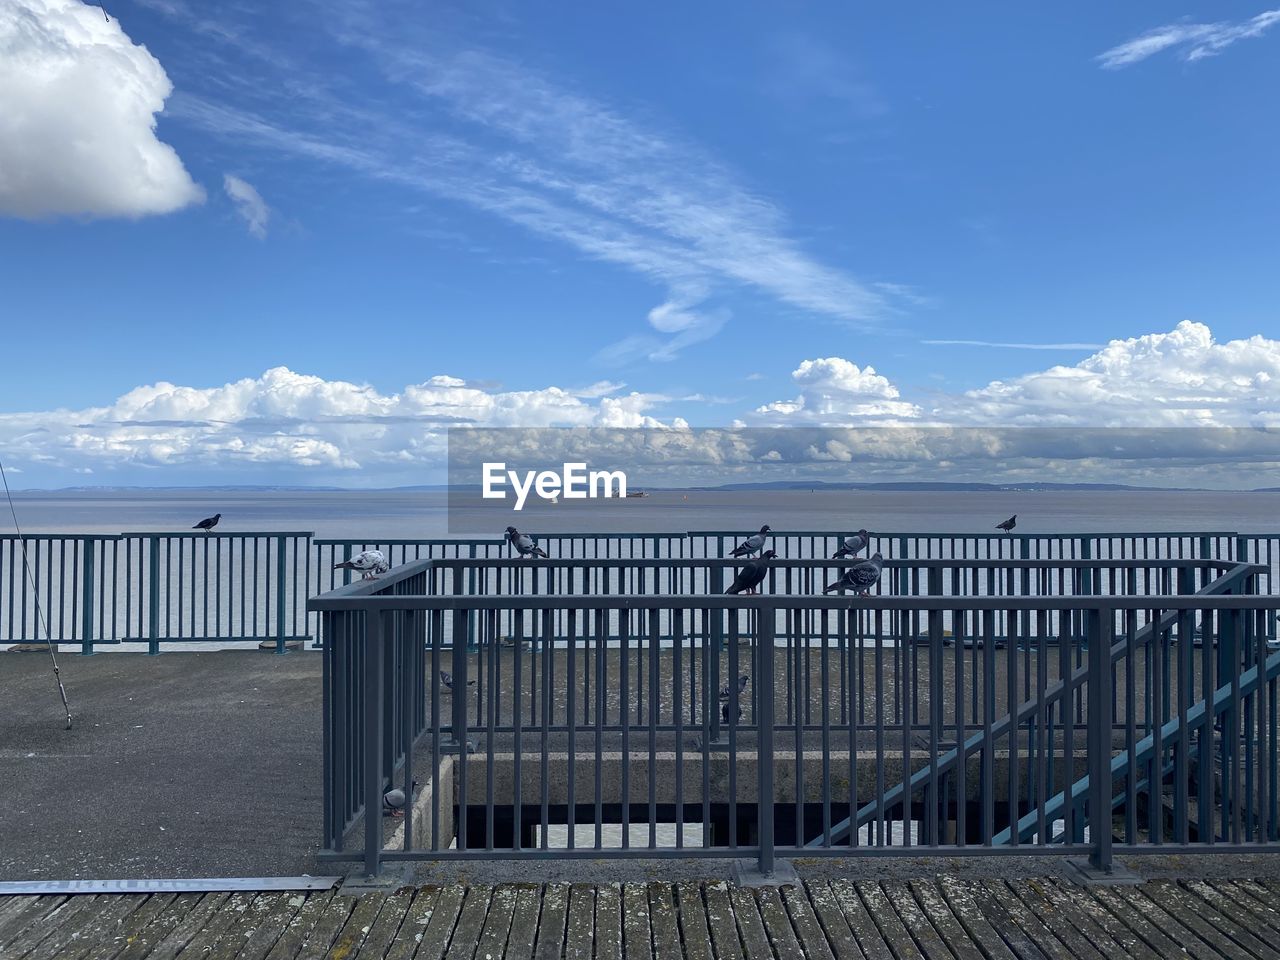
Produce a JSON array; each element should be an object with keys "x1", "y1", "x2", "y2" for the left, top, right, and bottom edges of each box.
[
  {"x1": 725, "y1": 550, "x2": 776, "y2": 595},
  {"x1": 193, "y1": 513, "x2": 221, "y2": 532},
  {"x1": 333, "y1": 549, "x2": 390, "y2": 580},
  {"x1": 824, "y1": 553, "x2": 884, "y2": 596},
  {"x1": 506, "y1": 526, "x2": 549, "y2": 558},
  {"x1": 730, "y1": 525, "x2": 771, "y2": 558},
  {"x1": 833, "y1": 530, "x2": 869, "y2": 559},
  {"x1": 996, "y1": 515, "x2": 1017, "y2": 532},
  {"x1": 719, "y1": 675, "x2": 749, "y2": 724},
  {"x1": 439, "y1": 670, "x2": 476, "y2": 692},
  {"x1": 383, "y1": 779, "x2": 419, "y2": 817}
]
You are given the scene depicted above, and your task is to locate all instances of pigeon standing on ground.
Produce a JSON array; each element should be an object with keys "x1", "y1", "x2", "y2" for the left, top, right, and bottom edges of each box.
[
  {"x1": 333, "y1": 549, "x2": 390, "y2": 580},
  {"x1": 720, "y1": 675, "x2": 750, "y2": 724},
  {"x1": 824, "y1": 553, "x2": 884, "y2": 596},
  {"x1": 505, "y1": 526, "x2": 549, "y2": 558},
  {"x1": 193, "y1": 513, "x2": 221, "y2": 532},
  {"x1": 725, "y1": 550, "x2": 776, "y2": 595},
  {"x1": 833, "y1": 529, "x2": 870, "y2": 559},
  {"x1": 996, "y1": 515, "x2": 1017, "y2": 533},
  {"x1": 730, "y1": 525, "x2": 771, "y2": 558},
  {"x1": 439, "y1": 670, "x2": 476, "y2": 692},
  {"x1": 383, "y1": 779, "x2": 419, "y2": 817}
]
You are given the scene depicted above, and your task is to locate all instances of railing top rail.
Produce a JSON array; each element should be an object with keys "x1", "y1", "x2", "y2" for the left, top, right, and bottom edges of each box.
[
  {"x1": 309, "y1": 590, "x2": 1280, "y2": 613},
  {"x1": 117, "y1": 530, "x2": 316, "y2": 538},
  {"x1": 685, "y1": 528, "x2": 1245, "y2": 538},
  {"x1": 0, "y1": 532, "x2": 124, "y2": 541},
  {"x1": 423, "y1": 557, "x2": 1239, "y2": 571},
  {"x1": 506, "y1": 531, "x2": 689, "y2": 539},
  {"x1": 313, "y1": 537, "x2": 505, "y2": 546}
]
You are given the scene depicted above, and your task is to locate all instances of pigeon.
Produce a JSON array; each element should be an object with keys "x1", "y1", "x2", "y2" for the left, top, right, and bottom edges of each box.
[
  {"x1": 192, "y1": 513, "x2": 221, "y2": 532},
  {"x1": 824, "y1": 553, "x2": 884, "y2": 596},
  {"x1": 832, "y1": 529, "x2": 870, "y2": 559},
  {"x1": 333, "y1": 549, "x2": 390, "y2": 580},
  {"x1": 439, "y1": 670, "x2": 476, "y2": 692},
  {"x1": 719, "y1": 675, "x2": 749, "y2": 724},
  {"x1": 506, "y1": 526, "x2": 548, "y2": 559},
  {"x1": 719, "y1": 675, "x2": 750, "y2": 700},
  {"x1": 730, "y1": 525, "x2": 771, "y2": 558},
  {"x1": 996, "y1": 514, "x2": 1017, "y2": 532},
  {"x1": 383, "y1": 779, "x2": 419, "y2": 817},
  {"x1": 725, "y1": 550, "x2": 776, "y2": 595}
]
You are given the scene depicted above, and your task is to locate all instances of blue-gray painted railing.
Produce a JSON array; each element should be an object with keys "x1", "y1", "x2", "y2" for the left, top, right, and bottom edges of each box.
[
  {"x1": 310, "y1": 555, "x2": 1279, "y2": 877},
  {"x1": 2, "y1": 529, "x2": 1277, "y2": 653}
]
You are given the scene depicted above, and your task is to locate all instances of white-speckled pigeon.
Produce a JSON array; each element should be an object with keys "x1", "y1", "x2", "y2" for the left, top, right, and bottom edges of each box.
[
  {"x1": 333, "y1": 549, "x2": 390, "y2": 580},
  {"x1": 824, "y1": 553, "x2": 884, "y2": 596}
]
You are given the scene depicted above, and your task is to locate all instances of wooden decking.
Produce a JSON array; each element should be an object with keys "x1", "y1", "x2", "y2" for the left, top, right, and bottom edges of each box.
[{"x1": 2, "y1": 877, "x2": 1280, "y2": 959}]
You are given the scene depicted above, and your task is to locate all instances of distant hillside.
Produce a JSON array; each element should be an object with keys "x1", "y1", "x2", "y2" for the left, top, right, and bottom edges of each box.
[{"x1": 687, "y1": 480, "x2": 1211, "y2": 493}]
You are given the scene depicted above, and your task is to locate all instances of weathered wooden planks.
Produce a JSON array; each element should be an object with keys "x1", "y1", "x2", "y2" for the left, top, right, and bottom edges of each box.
[{"x1": 2, "y1": 875, "x2": 1278, "y2": 958}]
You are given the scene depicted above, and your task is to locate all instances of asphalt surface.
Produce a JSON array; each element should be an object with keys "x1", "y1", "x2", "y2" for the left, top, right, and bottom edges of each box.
[
  {"x1": 5, "y1": 650, "x2": 1280, "y2": 887},
  {"x1": 0, "y1": 650, "x2": 324, "y2": 881}
]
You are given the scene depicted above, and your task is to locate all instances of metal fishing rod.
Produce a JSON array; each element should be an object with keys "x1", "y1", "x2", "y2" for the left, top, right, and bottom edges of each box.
[{"x1": 0, "y1": 457, "x2": 72, "y2": 730}]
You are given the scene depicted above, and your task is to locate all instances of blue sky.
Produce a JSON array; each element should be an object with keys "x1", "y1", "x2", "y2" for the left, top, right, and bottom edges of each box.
[{"x1": 2, "y1": 2, "x2": 1279, "y2": 486}]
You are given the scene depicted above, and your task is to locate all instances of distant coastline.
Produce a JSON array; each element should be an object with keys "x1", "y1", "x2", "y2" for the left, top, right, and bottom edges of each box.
[{"x1": 14, "y1": 480, "x2": 1280, "y2": 494}]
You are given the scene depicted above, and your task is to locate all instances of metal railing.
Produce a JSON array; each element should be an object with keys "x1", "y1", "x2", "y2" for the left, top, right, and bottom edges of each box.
[
  {"x1": 310, "y1": 556, "x2": 1280, "y2": 877},
  {"x1": 5, "y1": 529, "x2": 1278, "y2": 653}
]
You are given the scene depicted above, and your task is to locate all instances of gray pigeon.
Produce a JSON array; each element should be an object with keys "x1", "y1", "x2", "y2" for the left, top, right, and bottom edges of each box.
[
  {"x1": 824, "y1": 553, "x2": 884, "y2": 596},
  {"x1": 833, "y1": 529, "x2": 869, "y2": 559},
  {"x1": 439, "y1": 670, "x2": 476, "y2": 692},
  {"x1": 719, "y1": 675, "x2": 749, "y2": 724},
  {"x1": 730, "y1": 525, "x2": 771, "y2": 558},
  {"x1": 333, "y1": 549, "x2": 390, "y2": 580},
  {"x1": 996, "y1": 514, "x2": 1017, "y2": 532},
  {"x1": 383, "y1": 779, "x2": 419, "y2": 817},
  {"x1": 193, "y1": 513, "x2": 221, "y2": 532},
  {"x1": 725, "y1": 550, "x2": 776, "y2": 594},
  {"x1": 506, "y1": 526, "x2": 548, "y2": 558}
]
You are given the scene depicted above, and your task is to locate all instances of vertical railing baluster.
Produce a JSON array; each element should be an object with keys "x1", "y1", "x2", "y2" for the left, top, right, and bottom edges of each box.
[
  {"x1": 757, "y1": 608, "x2": 776, "y2": 876},
  {"x1": 1088, "y1": 606, "x2": 1115, "y2": 873}
]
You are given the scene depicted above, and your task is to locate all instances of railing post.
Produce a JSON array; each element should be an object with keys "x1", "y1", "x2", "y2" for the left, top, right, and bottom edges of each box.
[
  {"x1": 467, "y1": 544, "x2": 478, "y2": 651},
  {"x1": 442, "y1": 605, "x2": 473, "y2": 755},
  {"x1": 1080, "y1": 539, "x2": 1093, "y2": 595},
  {"x1": 757, "y1": 611, "x2": 776, "y2": 878},
  {"x1": 147, "y1": 535, "x2": 161, "y2": 655},
  {"x1": 274, "y1": 535, "x2": 288, "y2": 654},
  {"x1": 363, "y1": 607, "x2": 385, "y2": 878},
  {"x1": 1087, "y1": 607, "x2": 1114, "y2": 873},
  {"x1": 80, "y1": 538, "x2": 96, "y2": 656}
]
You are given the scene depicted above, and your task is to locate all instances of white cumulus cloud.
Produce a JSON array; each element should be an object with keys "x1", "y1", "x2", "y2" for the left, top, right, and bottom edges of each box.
[
  {"x1": 0, "y1": 0, "x2": 204, "y2": 219},
  {"x1": 0, "y1": 367, "x2": 676, "y2": 481},
  {"x1": 223, "y1": 174, "x2": 269, "y2": 238},
  {"x1": 945, "y1": 321, "x2": 1280, "y2": 427},
  {"x1": 750, "y1": 357, "x2": 922, "y2": 424}
]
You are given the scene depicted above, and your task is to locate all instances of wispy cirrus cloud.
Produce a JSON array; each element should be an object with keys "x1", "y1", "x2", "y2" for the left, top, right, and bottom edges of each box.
[
  {"x1": 150, "y1": 1, "x2": 903, "y2": 362},
  {"x1": 222, "y1": 174, "x2": 269, "y2": 238},
  {"x1": 1098, "y1": 9, "x2": 1280, "y2": 69}
]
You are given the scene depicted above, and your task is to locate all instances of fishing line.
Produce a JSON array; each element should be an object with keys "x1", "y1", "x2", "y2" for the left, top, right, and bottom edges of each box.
[{"x1": 0, "y1": 457, "x2": 72, "y2": 730}]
